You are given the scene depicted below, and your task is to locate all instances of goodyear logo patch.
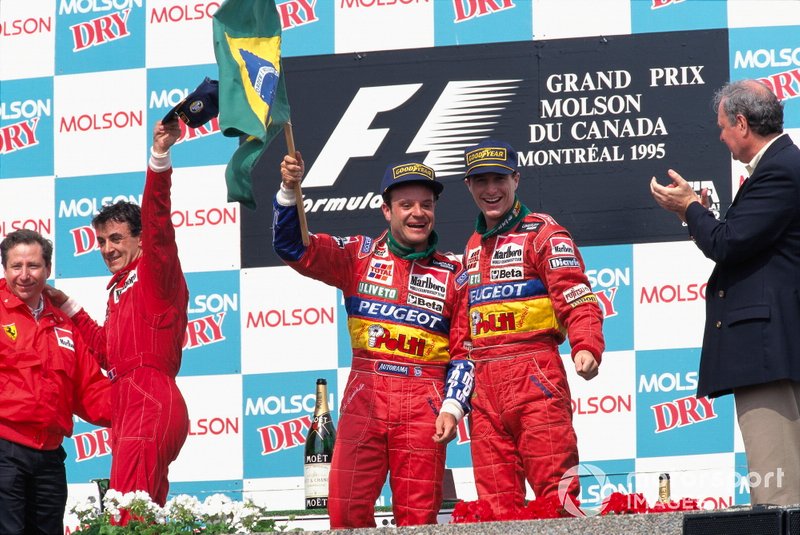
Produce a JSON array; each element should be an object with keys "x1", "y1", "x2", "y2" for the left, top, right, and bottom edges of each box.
[
  {"x1": 466, "y1": 147, "x2": 507, "y2": 166},
  {"x1": 392, "y1": 163, "x2": 434, "y2": 181}
]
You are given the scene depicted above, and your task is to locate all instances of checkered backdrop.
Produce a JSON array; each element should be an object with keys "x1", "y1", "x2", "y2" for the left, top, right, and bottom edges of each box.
[{"x1": 1, "y1": 1, "x2": 800, "y2": 532}]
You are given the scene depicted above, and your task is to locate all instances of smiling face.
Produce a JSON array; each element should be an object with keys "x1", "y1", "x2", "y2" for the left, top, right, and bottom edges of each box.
[
  {"x1": 381, "y1": 183, "x2": 436, "y2": 251},
  {"x1": 3, "y1": 242, "x2": 50, "y2": 309},
  {"x1": 465, "y1": 171, "x2": 520, "y2": 228},
  {"x1": 94, "y1": 220, "x2": 142, "y2": 274}
]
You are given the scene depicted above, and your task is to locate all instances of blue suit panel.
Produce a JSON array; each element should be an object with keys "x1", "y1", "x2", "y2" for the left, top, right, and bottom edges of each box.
[{"x1": 686, "y1": 134, "x2": 800, "y2": 398}]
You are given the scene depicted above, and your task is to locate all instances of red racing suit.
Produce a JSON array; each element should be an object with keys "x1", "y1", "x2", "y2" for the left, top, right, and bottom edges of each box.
[
  {"x1": 273, "y1": 197, "x2": 472, "y2": 528},
  {"x1": 68, "y1": 163, "x2": 189, "y2": 509},
  {"x1": 0, "y1": 281, "x2": 112, "y2": 450},
  {"x1": 463, "y1": 199, "x2": 604, "y2": 516}
]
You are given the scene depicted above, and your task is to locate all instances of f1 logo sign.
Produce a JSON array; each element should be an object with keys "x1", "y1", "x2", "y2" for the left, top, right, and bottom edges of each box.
[
  {"x1": 302, "y1": 84, "x2": 422, "y2": 188},
  {"x1": 302, "y1": 80, "x2": 520, "y2": 188}
]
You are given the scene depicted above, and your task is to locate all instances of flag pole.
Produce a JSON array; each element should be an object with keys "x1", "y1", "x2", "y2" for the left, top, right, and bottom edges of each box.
[{"x1": 283, "y1": 122, "x2": 309, "y2": 246}]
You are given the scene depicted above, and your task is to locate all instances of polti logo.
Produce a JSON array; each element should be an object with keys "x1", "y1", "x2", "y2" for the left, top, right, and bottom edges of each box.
[
  {"x1": 408, "y1": 263, "x2": 449, "y2": 300},
  {"x1": 59, "y1": 0, "x2": 141, "y2": 52},
  {"x1": 491, "y1": 234, "x2": 525, "y2": 266},
  {"x1": 366, "y1": 325, "x2": 427, "y2": 358},
  {"x1": 452, "y1": 0, "x2": 516, "y2": 22},
  {"x1": 149, "y1": 1, "x2": 220, "y2": 24},
  {"x1": 277, "y1": 0, "x2": 319, "y2": 30},
  {"x1": 470, "y1": 310, "x2": 516, "y2": 335},
  {"x1": 72, "y1": 427, "x2": 112, "y2": 462}
]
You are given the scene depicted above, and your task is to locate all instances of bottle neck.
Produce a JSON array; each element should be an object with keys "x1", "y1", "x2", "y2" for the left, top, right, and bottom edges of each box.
[{"x1": 315, "y1": 384, "x2": 330, "y2": 415}]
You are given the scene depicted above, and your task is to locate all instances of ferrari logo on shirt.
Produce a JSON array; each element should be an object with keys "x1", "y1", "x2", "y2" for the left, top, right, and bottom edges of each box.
[{"x1": 3, "y1": 323, "x2": 17, "y2": 341}]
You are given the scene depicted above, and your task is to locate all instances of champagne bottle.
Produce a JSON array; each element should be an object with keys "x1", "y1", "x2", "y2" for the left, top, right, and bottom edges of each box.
[
  {"x1": 304, "y1": 378, "x2": 336, "y2": 509},
  {"x1": 658, "y1": 473, "x2": 671, "y2": 503}
]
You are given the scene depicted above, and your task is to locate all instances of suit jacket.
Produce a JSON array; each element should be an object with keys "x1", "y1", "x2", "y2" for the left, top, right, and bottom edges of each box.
[{"x1": 686, "y1": 134, "x2": 800, "y2": 398}]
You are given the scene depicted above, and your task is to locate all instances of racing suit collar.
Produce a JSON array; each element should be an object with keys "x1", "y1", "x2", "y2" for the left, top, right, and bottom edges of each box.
[
  {"x1": 475, "y1": 196, "x2": 530, "y2": 239},
  {"x1": 106, "y1": 257, "x2": 141, "y2": 290},
  {"x1": 386, "y1": 230, "x2": 438, "y2": 260}
]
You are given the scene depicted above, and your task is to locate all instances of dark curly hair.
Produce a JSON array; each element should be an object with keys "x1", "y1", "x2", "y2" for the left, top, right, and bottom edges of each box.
[{"x1": 92, "y1": 201, "x2": 142, "y2": 236}]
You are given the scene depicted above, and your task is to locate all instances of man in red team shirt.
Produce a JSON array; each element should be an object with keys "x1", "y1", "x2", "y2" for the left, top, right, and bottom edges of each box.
[{"x1": 48, "y1": 120, "x2": 190, "y2": 521}]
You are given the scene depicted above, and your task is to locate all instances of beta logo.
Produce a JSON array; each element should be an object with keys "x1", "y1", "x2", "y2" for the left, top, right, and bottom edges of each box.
[
  {"x1": 490, "y1": 266, "x2": 523, "y2": 282},
  {"x1": 491, "y1": 234, "x2": 525, "y2": 266},
  {"x1": 407, "y1": 292, "x2": 444, "y2": 314}
]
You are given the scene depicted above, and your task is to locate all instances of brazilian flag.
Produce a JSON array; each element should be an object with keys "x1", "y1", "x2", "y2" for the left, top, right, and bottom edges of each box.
[{"x1": 213, "y1": 0, "x2": 290, "y2": 209}]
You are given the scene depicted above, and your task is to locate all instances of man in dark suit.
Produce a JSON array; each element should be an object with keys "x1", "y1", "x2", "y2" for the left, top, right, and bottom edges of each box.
[{"x1": 651, "y1": 79, "x2": 800, "y2": 506}]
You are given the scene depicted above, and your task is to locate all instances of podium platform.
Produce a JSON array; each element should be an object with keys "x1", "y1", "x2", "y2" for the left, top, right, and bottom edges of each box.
[{"x1": 269, "y1": 506, "x2": 800, "y2": 534}]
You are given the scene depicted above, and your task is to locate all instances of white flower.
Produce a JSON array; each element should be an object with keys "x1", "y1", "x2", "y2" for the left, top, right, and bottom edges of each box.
[{"x1": 202, "y1": 493, "x2": 235, "y2": 516}]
